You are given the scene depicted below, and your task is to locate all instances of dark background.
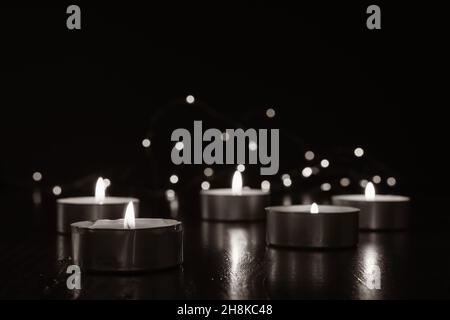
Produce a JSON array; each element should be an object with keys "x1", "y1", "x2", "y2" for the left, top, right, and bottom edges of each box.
[
  {"x1": 0, "y1": 1, "x2": 444, "y2": 200},
  {"x1": 0, "y1": 1, "x2": 449, "y2": 301}
]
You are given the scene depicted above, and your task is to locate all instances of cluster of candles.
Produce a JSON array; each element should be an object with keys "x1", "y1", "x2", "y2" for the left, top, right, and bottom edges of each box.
[
  {"x1": 57, "y1": 171, "x2": 410, "y2": 273},
  {"x1": 58, "y1": 178, "x2": 183, "y2": 272},
  {"x1": 203, "y1": 170, "x2": 410, "y2": 249}
]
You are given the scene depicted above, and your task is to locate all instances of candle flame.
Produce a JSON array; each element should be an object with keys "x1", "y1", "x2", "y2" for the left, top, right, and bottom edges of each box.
[
  {"x1": 95, "y1": 177, "x2": 106, "y2": 203},
  {"x1": 124, "y1": 201, "x2": 136, "y2": 229},
  {"x1": 310, "y1": 202, "x2": 319, "y2": 214},
  {"x1": 232, "y1": 170, "x2": 243, "y2": 195},
  {"x1": 365, "y1": 182, "x2": 376, "y2": 201}
]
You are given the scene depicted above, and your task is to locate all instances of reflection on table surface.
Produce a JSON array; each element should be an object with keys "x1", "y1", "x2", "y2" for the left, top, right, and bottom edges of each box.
[{"x1": 1, "y1": 192, "x2": 450, "y2": 299}]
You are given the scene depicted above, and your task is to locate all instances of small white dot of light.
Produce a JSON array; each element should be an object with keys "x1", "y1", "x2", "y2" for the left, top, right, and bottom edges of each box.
[
  {"x1": 186, "y1": 95, "x2": 195, "y2": 104},
  {"x1": 340, "y1": 177, "x2": 351, "y2": 187},
  {"x1": 266, "y1": 108, "x2": 276, "y2": 118},
  {"x1": 166, "y1": 189, "x2": 176, "y2": 201},
  {"x1": 387, "y1": 177, "x2": 397, "y2": 187},
  {"x1": 237, "y1": 164, "x2": 245, "y2": 172},
  {"x1": 104, "y1": 178, "x2": 111, "y2": 188},
  {"x1": 261, "y1": 180, "x2": 271, "y2": 191},
  {"x1": 175, "y1": 142, "x2": 184, "y2": 151},
  {"x1": 320, "y1": 159, "x2": 330, "y2": 168},
  {"x1": 302, "y1": 167, "x2": 313, "y2": 178},
  {"x1": 221, "y1": 132, "x2": 230, "y2": 141},
  {"x1": 32, "y1": 172, "x2": 42, "y2": 182},
  {"x1": 52, "y1": 186, "x2": 62, "y2": 196},
  {"x1": 321, "y1": 183, "x2": 332, "y2": 192},
  {"x1": 249, "y1": 141, "x2": 258, "y2": 151},
  {"x1": 372, "y1": 175, "x2": 382, "y2": 184},
  {"x1": 283, "y1": 178, "x2": 292, "y2": 187},
  {"x1": 204, "y1": 167, "x2": 214, "y2": 177},
  {"x1": 169, "y1": 175, "x2": 179, "y2": 184},
  {"x1": 354, "y1": 147, "x2": 364, "y2": 157},
  {"x1": 142, "y1": 138, "x2": 151, "y2": 148},
  {"x1": 281, "y1": 174, "x2": 290, "y2": 180},
  {"x1": 360, "y1": 179, "x2": 369, "y2": 188},
  {"x1": 201, "y1": 181, "x2": 210, "y2": 190},
  {"x1": 305, "y1": 151, "x2": 315, "y2": 161}
]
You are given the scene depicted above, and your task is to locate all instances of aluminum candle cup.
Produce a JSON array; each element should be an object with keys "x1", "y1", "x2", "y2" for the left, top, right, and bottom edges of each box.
[
  {"x1": 201, "y1": 189, "x2": 270, "y2": 221},
  {"x1": 71, "y1": 218, "x2": 183, "y2": 272},
  {"x1": 201, "y1": 171, "x2": 270, "y2": 221},
  {"x1": 57, "y1": 197, "x2": 139, "y2": 234},
  {"x1": 266, "y1": 205, "x2": 359, "y2": 248},
  {"x1": 332, "y1": 195, "x2": 410, "y2": 230}
]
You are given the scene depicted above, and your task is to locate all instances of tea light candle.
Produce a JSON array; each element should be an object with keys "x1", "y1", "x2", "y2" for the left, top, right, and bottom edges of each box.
[
  {"x1": 266, "y1": 203, "x2": 359, "y2": 248},
  {"x1": 201, "y1": 171, "x2": 270, "y2": 221},
  {"x1": 332, "y1": 182, "x2": 410, "y2": 230},
  {"x1": 57, "y1": 178, "x2": 139, "y2": 234},
  {"x1": 71, "y1": 202, "x2": 183, "y2": 272}
]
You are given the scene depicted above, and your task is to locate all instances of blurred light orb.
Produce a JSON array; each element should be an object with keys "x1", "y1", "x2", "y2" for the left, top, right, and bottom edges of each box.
[
  {"x1": 354, "y1": 147, "x2": 364, "y2": 157},
  {"x1": 186, "y1": 95, "x2": 195, "y2": 104},
  {"x1": 204, "y1": 167, "x2": 214, "y2": 177},
  {"x1": 166, "y1": 189, "x2": 176, "y2": 201},
  {"x1": 261, "y1": 180, "x2": 271, "y2": 191},
  {"x1": 104, "y1": 178, "x2": 111, "y2": 188},
  {"x1": 170, "y1": 175, "x2": 179, "y2": 184},
  {"x1": 281, "y1": 174, "x2": 290, "y2": 180},
  {"x1": 266, "y1": 108, "x2": 276, "y2": 118},
  {"x1": 32, "y1": 172, "x2": 42, "y2": 182},
  {"x1": 372, "y1": 175, "x2": 382, "y2": 184},
  {"x1": 237, "y1": 164, "x2": 245, "y2": 172},
  {"x1": 201, "y1": 181, "x2": 211, "y2": 190},
  {"x1": 360, "y1": 179, "x2": 369, "y2": 188},
  {"x1": 320, "y1": 159, "x2": 330, "y2": 168},
  {"x1": 387, "y1": 177, "x2": 397, "y2": 187},
  {"x1": 142, "y1": 138, "x2": 151, "y2": 148},
  {"x1": 321, "y1": 183, "x2": 332, "y2": 192},
  {"x1": 302, "y1": 167, "x2": 313, "y2": 178},
  {"x1": 52, "y1": 186, "x2": 62, "y2": 196},
  {"x1": 175, "y1": 142, "x2": 184, "y2": 151},
  {"x1": 340, "y1": 177, "x2": 351, "y2": 187},
  {"x1": 249, "y1": 141, "x2": 258, "y2": 151},
  {"x1": 283, "y1": 178, "x2": 292, "y2": 187},
  {"x1": 305, "y1": 151, "x2": 315, "y2": 161}
]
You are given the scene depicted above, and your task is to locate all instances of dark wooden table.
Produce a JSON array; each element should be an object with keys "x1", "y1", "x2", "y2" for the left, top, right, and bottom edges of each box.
[{"x1": 1, "y1": 191, "x2": 449, "y2": 299}]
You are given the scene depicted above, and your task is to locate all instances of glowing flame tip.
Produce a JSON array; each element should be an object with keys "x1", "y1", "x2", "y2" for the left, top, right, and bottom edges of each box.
[
  {"x1": 232, "y1": 171, "x2": 243, "y2": 194},
  {"x1": 310, "y1": 202, "x2": 319, "y2": 214},
  {"x1": 365, "y1": 182, "x2": 376, "y2": 201},
  {"x1": 95, "y1": 177, "x2": 106, "y2": 203},
  {"x1": 124, "y1": 201, "x2": 136, "y2": 229}
]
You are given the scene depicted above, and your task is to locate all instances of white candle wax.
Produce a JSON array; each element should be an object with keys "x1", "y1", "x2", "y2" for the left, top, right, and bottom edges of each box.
[
  {"x1": 200, "y1": 171, "x2": 270, "y2": 221},
  {"x1": 332, "y1": 183, "x2": 410, "y2": 230},
  {"x1": 88, "y1": 218, "x2": 180, "y2": 229}
]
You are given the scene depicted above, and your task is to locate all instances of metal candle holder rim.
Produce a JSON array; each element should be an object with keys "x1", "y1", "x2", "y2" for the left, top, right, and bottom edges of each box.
[
  {"x1": 57, "y1": 197, "x2": 140, "y2": 205},
  {"x1": 200, "y1": 189, "x2": 270, "y2": 195},
  {"x1": 332, "y1": 195, "x2": 410, "y2": 202},
  {"x1": 266, "y1": 205, "x2": 360, "y2": 215},
  {"x1": 71, "y1": 220, "x2": 182, "y2": 232}
]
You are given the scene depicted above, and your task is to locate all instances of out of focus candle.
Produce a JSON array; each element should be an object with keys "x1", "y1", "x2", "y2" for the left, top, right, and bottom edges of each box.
[
  {"x1": 201, "y1": 171, "x2": 270, "y2": 221},
  {"x1": 56, "y1": 177, "x2": 139, "y2": 234},
  {"x1": 332, "y1": 182, "x2": 410, "y2": 230}
]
